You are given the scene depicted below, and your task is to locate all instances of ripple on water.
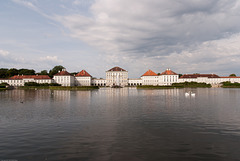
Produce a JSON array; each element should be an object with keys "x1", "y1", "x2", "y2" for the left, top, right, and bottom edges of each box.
[{"x1": 1, "y1": 88, "x2": 240, "y2": 160}]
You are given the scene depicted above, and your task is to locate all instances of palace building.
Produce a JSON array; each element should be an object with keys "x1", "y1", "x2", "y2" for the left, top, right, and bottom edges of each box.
[
  {"x1": 53, "y1": 68, "x2": 75, "y2": 86},
  {"x1": 75, "y1": 70, "x2": 92, "y2": 86},
  {"x1": 1, "y1": 66, "x2": 240, "y2": 87},
  {"x1": 106, "y1": 67, "x2": 128, "y2": 87}
]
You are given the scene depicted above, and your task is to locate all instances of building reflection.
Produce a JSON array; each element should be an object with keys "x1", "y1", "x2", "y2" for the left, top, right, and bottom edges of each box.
[
  {"x1": 2, "y1": 89, "x2": 52, "y2": 102},
  {"x1": 139, "y1": 89, "x2": 180, "y2": 109},
  {"x1": 51, "y1": 90, "x2": 71, "y2": 102}
]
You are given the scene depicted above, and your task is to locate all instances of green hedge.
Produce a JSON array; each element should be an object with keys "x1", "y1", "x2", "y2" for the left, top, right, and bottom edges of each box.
[
  {"x1": 137, "y1": 85, "x2": 177, "y2": 89},
  {"x1": 172, "y1": 82, "x2": 211, "y2": 88},
  {"x1": 49, "y1": 86, "x2": 99, "y2": 90},
  {"x1": 221, "y1": 81, "x2": 240, "y2": 88},
  {"x1": 137, "y1": 82, "x2": 211, "y2": 89},
  {"x1": 24, "y1": 82, "x2": 61, "y2": 87}
]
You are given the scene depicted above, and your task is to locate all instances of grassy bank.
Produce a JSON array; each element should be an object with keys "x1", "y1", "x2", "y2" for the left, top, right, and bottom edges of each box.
[
  {"x1": 0, "y1": 84, "x2": 9, "y2": 91},
  {"x1": 137, "y1": 82, "x2": 211, "y2": 89},
  {"x1": 221, "y1": 82, "x2": 240, "y2": 88},
  {"x1": 19, "y1": 86, "x2": 99, "y2": 90},
  {"x1": 19, "y1": 86, "x2": 50, "y2": 89},
  {"x1": 137, "y1": 85, "x2": 180, "y2": 89},
  {"x1": 49, "y1": 86, "x2": 99, "y2": 90},
  {"x1": 0, "y1": 88, "x2": 7, "y2": 91},
  {"x1": 172, "y1": 82, "x2": 211, "y2": 88}
]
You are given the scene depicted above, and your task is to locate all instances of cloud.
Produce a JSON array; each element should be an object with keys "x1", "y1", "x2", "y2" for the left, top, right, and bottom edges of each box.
[
  {"x1": 40, "y1": 56, "x2": 63, "y2": 63},
  {"x1": 0, "y1": 49, "x2": 9, "y2": 56},
  {"x1": 149, "y1": 33, "x2": 240, "y2": 75},
  {"x1": 72, "y1": 0, "x2": 82, "y2": 6},
  {"x1": 11, "y1": 0, "x2": 39, "y2": 11},
  {"x1": 7, "y1": 0, "x2": 240, "y2": 76},
  {"x1": 0, "y1": 49, "x2": 26, "y2": 68},
  {"x1": 51, "y1": 0, "x2": 240, "y2": 76},
  {"x1": 54, "y1": 0, "x2": 240, "y2": 58}
]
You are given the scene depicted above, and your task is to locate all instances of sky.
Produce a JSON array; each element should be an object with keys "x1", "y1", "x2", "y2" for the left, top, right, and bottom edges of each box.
[{"x1": 1, "y1": 0, "x2": 240, "y2": 78}]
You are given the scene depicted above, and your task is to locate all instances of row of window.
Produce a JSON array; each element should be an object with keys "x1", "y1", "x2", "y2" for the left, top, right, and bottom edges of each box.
[{"x1": 106, "y1": 73, "x2": 127, "y2": 76}]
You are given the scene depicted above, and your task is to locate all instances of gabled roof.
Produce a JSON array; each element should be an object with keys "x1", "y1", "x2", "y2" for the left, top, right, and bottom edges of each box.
[
  {"x1": 142, "y1": 69, "x2": 158, "y2": 76},
  {"x1": 75, "y1": 70, "x2": 92, "y2": 77},
  {"x1": 161, "y1": 69, "x2": 178, "y2": 75},
  {"x1": 107, "y1": 66, "x2": 126, "y2": 72},
  {"x1": 10, "y1": 75, "x2": 51, "y2": 80},
  {"x1": 54, "y1": 69, "x2": 71, "y2": 76},
  {"x1": 180, "y1": 74, "x2": 220, "y2": 78}
]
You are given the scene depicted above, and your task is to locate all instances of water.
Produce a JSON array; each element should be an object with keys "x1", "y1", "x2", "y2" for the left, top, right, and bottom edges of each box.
[{"x1": 1, "y1": 88, "x2": 240, "y2": 161}]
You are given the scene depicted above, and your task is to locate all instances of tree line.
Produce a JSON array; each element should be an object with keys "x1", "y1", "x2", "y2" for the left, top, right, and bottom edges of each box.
[{"x1": 0, "y1": 65, "x2": 66, "y2": 78}]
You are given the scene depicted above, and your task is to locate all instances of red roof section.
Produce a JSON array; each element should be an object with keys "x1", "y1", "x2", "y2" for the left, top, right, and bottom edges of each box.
[
  {"x1": 161, "y1": 69, "x2": 177, "y2": 75},
  {"x1": 75, "y1": 70, "x2": 92, "y2": 77},
  {"x1": 54, "y1": 69, "x2": 71, "y2": 76},
  {"x1": 108, "y1": 66, "x2": 126, "y2": 71},
  {"x1": 220, "y1": 76, "x2": 240, "y2": 78},
  {"x1": 142, "y1": 69, "x2": 158, "y2": 76},
  {"x1": 180, "y1": 74, "x2": 220, "y2": 78},
  {"x1": 10, "y1": 75, "x2": 51, "y2": 80}
]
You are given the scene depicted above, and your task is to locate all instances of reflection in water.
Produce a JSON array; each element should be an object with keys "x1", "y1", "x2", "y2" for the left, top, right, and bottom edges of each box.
[{"x1": 1, "y1": 88, "x2": 240, "y2": 161}]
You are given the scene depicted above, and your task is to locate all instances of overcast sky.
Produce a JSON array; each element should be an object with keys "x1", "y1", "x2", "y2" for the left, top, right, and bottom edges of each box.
[{"x1": 1, "y1": 0, "x2": 240, "y2": 78}]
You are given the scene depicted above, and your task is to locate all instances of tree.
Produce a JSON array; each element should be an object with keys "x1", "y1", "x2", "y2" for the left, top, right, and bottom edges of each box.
[
  {"x1": 18, "y1": 69, "x2": 36, "y2": 75},
  {"x1": 49, "y1": 65, "x2": 65, "y2": 78},
  {"x1": 0, "y1": 68, "x2": 8, "y2": 78},
  {"x1": 71, "y1": 72, "x2": 78, "y2": 76},
  {"x1": 7, "y1": 68, "x2": 18, "y2": 77},
  {"x1": 38, "y1": 70, "x2": 48, "y2": 75},
  {"x1": 229, "y1": 74, "x2": 236, "y2": 77}
]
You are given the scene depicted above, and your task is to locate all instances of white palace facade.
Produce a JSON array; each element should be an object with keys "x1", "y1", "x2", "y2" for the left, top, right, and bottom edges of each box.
[{"x1": 1, "y1": 66, "x2": 240, "y2": 87}]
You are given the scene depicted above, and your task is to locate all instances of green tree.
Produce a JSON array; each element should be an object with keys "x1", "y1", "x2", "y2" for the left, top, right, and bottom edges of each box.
[
  {"x1": 7, "y1": 68, "x2": 18, "y2": 77},
  {"x1": 229, "y1": 74, "x2": 236, "y2": 77},
  {"x1": 49, "y1": 65, "x2": 64, "y2": 78},
  {"x1": 38, "y1": 70, "x2": 48, "y2": 75},
  {"x1": 71, "y1": 72, "x2": 78, "y2": 76},
  {"x1": 18, "y1": 69, "x2": 35, "y2": 75},
  {"x1": 0, "y1": 68, "x2": 8, "y2": 78}
]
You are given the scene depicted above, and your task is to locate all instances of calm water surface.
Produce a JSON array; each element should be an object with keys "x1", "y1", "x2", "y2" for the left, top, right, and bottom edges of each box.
[{"x1": 1, "y1": 88, "x2": 240, "y2": 161}]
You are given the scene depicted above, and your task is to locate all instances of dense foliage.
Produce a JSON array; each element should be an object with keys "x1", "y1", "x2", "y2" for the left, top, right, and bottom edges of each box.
[
  {"x1": 49, "y1": 86, "x2": 99, "y2": 90},
  {"x1": 137, "y1": 85, "x2": 175, "y2": 89},
  {"x1": 229, "y1": 74, "x2": 237, "y2": 77},
  {"x1": 137, "y1": 82, "x2": 211, "y2": 89},
  {"x1": 24, "y1": 82, "x2": 61, "y2": 87},
  {"x1": 49, "y1": 65, "x2": 65, "y2": 78},
  {"x1": 0, "y1": 83, "x2": 9, "y2": 89},
  {"x1": 0, "y1": 68, "x2": 36, "y2": 78},
  {"x1": 172, "y1": 82, "x2": 211, "y2": 88},
  {"x1": 221, "y1": 81, "x2": 240, "y2": 88},
  {"x1": 0, "y1": 65, "x2": 65, "y2": 78}
]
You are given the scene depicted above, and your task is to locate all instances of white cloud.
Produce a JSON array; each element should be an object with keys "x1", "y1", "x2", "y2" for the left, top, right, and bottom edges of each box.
[
  {"x1": 7, "y1": 0, "x2": 240, "y2": 76},
  {"x1": 11, "y1": 0, "x2": 39, "y2": 11},
  {"x1": 72, "y1": 0, "x2": 81, "y2": 5},
  {"x1": 54, "y1": 0, "x2": 240, "y2": 56},
  {"x1": 0, "y1": 49, "x2": 9, "y2": 56},
  {"x1": 40, "y1": 56, "x2": 63, "y2": 63},
  {"x1": 51, "y1": 0, "x2": 240, "y2": 76}
]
